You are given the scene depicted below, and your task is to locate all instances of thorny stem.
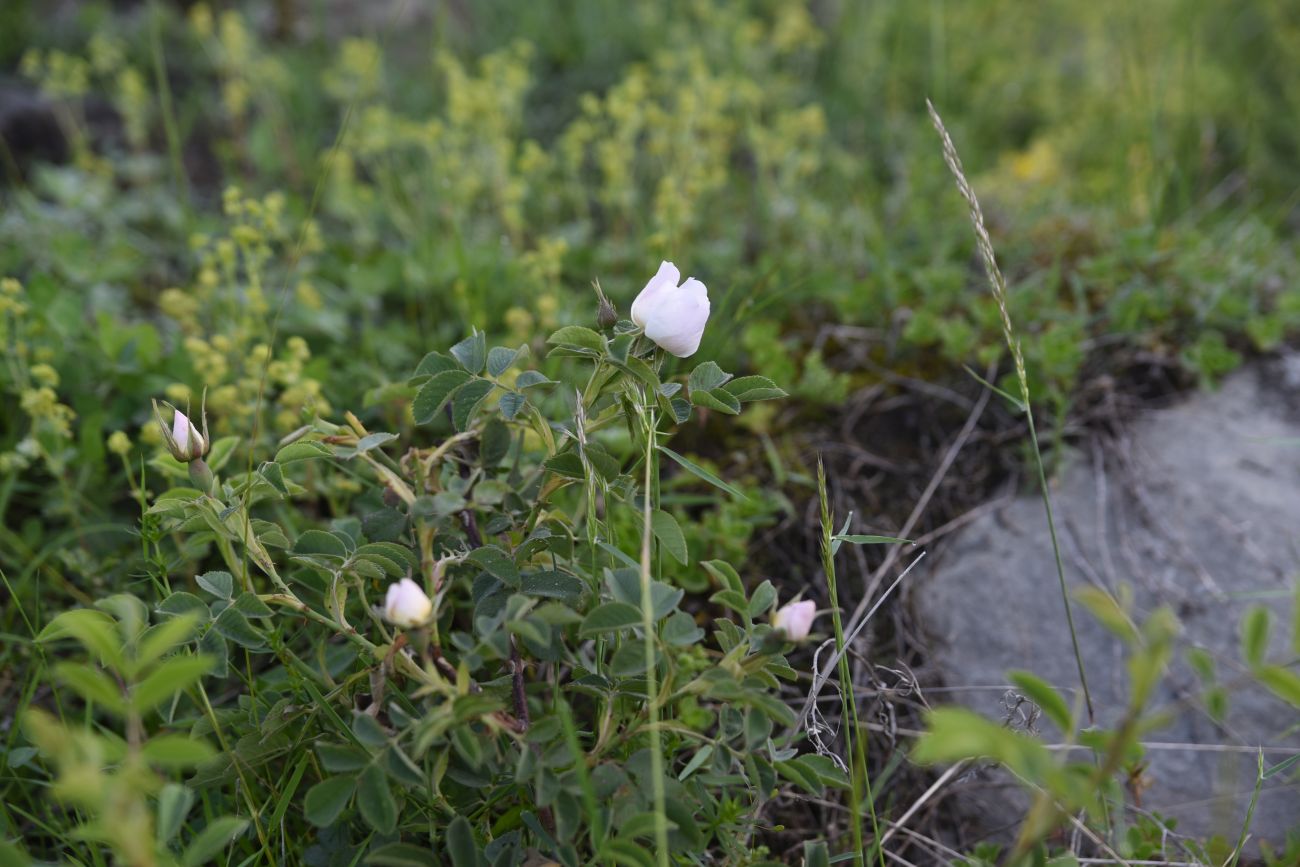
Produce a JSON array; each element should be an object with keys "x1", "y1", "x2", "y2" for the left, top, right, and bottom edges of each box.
[{"x1": 818, "y1": 460, "x2": 883, "y2": 867}]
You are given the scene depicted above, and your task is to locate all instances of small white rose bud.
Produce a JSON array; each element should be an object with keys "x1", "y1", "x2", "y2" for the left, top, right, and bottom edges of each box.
[
  {"x1": 772, "y1": 600, "x2": 817, "y2": 641},
  {"x1": 171, "y1": 409, "x2": 206, "y2": 460},
  {"x1": 383, "y1": 578, "x2": 433, "y2": 629},
  {"x1": 630, "y1": 260, "x2": 710, "y2": 358},
  {"x1": 153, "y1": 397, "x2": 210, "y2": 463}
]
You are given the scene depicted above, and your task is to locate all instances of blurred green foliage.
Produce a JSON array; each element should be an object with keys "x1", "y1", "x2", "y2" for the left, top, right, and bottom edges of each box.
[
  {"x1": 2, "y1": 0, "x2": 1300, "y2": 859},
  {"x1": 2, "y1": 0, "x2": 1297, "y2": 682}
]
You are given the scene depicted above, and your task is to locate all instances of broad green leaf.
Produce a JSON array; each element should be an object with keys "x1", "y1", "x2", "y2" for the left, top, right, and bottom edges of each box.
[
  {"x1": 723, "y1": 375, "x2": 787, "y2": 402},
  {"x1": 651, "y1": 510, "x2": 688, "y2": 565},
  {"x1": 141, "y1": 734, "x2": 216, "y2": 768},
  {"x1": 546, "y1": 326, "x2": 604, "y2": 353},
  {"x1": 196, "y1": 570, "x2": 233, "y2": 599},
  {"x1": 343, "y1": 432, "x2": 398, "y2": 456},
  {"x1": 605, "y1": 568, "x2": 682, "y2": 618},
  {"x1": 317, "y1": 742, "x2": 370, "y2": 772},
  {"x1": 212, "y1": 606, "x2": 265, "y2": 649},
  {"x1": 662, "y1": 611, "x2": 704, "y2": 647},
  {"x1": 1242, "y1": 606, "x2": 1270, "y2": 668},
  {"x1": 678, "y1": 745, "x2": 713, "y2": 781},
  {"x1": 357, "y1": 764, "x2": 397, "y2": 834},
  {"x1": 445, "y1": 815, "x2": 482, "y2": 867},
  {"x1": 1007, "y1": 670, "x2": 1073, "y2": 733},
  {"x1": 305, "y1": 775, "x2": 356, "y2": 827},
  {"x1": 599, "y1": 838, "x2": 657, "y2": 867},
  {"x1": 97, "y1": 595, "x2": 148, "y2": 637},
  {"x1": 364, "y1": 842, "x2": 439, "y2": 867},
  {"x1": 156, "y1": 783, "x2": 194, "y2": 844},
  {"x1": 230, "y1": 592, "x2": 273, "y2": 620},
  {"x1": 132, "y1": 655, "x2": 214, "y2": 713},
  {"x1": 259, "y1": 461, "x2": 287, "y2": 494},
  {"x1": 688, "y1": 361, "x2": 732, "y2": 393},
  {"x1": 657, "y1": 446, "x2": 746, "y2": 500},
  {"x1": 689, "y1": 388, "x2": 741, "y2": 415},
  {"x1": 515, "y1": 370, "x2": 556, "y2": 389},
  {"x1": 135, "y1": 614, "x2": 200, "y2": 668},
  {"x1": 412, "y1": 369, "x2": 472, "y2": 424},
  {"x1": 709, "y1": 589, "x2": 749, "y2": 616},
  {"x1": 198, "y1": 629, "x2": 228, "y2": 679},
  {"x1": 0, "y1": 841, "x2": 30, "y2": 867},
  {"x1": 1074, "y1": 586, "x2": 1137, "y2": 644},
  {"x1": 913, "y1": 707, "x2": 1058, "y2": 785},
  {"x1": 293, "y1": 529, "x2": 350, "y2": 559},
  {"x1": 1255, "y1": 665, "x2": 1300, "y2": 709},
  {"x1": 498, "y1": 392, "x2": 526, "y2": 420},
  {"x1": 487, "y1": 345, "x2": 527, "y2": 377},
  {"x1": 53, "y1": 662, "x2": 125, "y2": 713},
  {"x1": 579, "y1": 602, "x2": 642, "y2": 637},
  {"x1": 610, "y1": 641, "x2": 655, "y2": 676},
  {"x1": 180, "y1": 816, "x2": 248, "y2": 867},
  {"x1": 156, "y1": 592, "x2": 210, "y2": 623},
  {"x1": 450, "y1": 331, "x2": 488, "y2": 373},
  {"x1": 611, "y1": 355, "x2": 660, "y2": 389},
  {"x1": 359, "y1": 541, "x2": 418, "y2": 569},
  {"x1": 701, "y1": 560, "x2": 743, "y2": 593},
  {"x1": 352, "y1": 711, "x2": 389, "y2": 747},
  {"x1": 453, "y1": 379, "x2": 496, "y2": 431},
  {"x1": 274, "y1": 440, "x2": 334, "y2": 464},
  {"x1": 467, "y1": 545, "x2": 519, "y2": 587},
  {"x1": 38, "y1": 609, "x2": 124, "y2": 669},
  {"x1": 747, "y1": 580, "x2": 777, "y2": 619},
  {"x1": 414, "y1": 350, "x2": 457, "y2": 378},
  {"x1": 545, "y1": 451, "x2": 585, "y2": 480},
  {"x1": 520, "y1": 570, "x2": 586, "y2": 603},
  {"x1": 662, "y1": 797, "x2": 702, "y2": 849},
  {"x1": 798, "y1": 754, "x2": 851, "y2": 788},
  {"x1": 616, "y1": 812, "x2": 679, "y2": 842},
  {"x1": 803, "y1": 841, "x2": 831, "y2": 867}
]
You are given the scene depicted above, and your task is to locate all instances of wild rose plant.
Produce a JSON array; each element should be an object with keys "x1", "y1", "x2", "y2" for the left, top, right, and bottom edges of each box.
[{"x1": 28, "y1": 264, "x2": 858, "y2": 866}]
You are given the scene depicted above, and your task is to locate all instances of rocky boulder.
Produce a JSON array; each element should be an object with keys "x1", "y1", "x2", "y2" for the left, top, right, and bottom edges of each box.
[{"x1": 913, "y1": 361, "x2": 1300, "y2": 854}]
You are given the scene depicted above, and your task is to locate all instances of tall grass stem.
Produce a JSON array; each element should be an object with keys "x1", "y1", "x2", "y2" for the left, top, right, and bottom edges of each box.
[
  {"x1": 818, "y1": 459, "x2": 884, "y2": 867},
  {"x1": 925, "y1": 99, "x2": 1095, "y2": 724}
]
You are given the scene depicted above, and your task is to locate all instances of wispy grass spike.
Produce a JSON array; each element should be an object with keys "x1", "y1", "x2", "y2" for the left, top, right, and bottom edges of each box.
[{"x1": 925, "y1": 98, "x2": 1095, "y2": 725}]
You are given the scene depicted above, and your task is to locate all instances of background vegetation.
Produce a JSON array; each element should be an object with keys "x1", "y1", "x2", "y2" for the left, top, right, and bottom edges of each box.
[{"x1": 1, "y1": 0, "x2": 1298, "y2": 864}]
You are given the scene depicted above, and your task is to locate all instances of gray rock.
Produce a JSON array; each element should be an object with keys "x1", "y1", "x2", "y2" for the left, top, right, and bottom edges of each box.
[
  {"x1": 914, "y1": 362, "x2": 1300, "y2": 854},
  {"x1": 0, "y1": 82, "x2": 69, "y2": 180}
]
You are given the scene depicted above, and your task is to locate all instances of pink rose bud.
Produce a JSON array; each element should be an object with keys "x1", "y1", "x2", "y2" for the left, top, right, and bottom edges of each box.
[
  {"x1": 772, "y1": 599, "x2": 817, "y2": 641},
  {"x1": 154, "y1": 398, "x2": 210, "y2": 464},
  {"x1": 171, "y1": 410, "x2": 206, "y2": 459}
]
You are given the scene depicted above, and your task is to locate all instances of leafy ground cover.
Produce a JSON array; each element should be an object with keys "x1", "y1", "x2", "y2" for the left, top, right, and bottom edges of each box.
[{"x1": 1, "y1": 1, "x2": 1298, "y2": 864}]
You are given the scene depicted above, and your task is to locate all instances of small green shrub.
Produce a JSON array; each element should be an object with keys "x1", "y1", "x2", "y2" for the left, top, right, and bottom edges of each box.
[{"x1": 9, "y1": 297, "x2": 874, "y2": 864}]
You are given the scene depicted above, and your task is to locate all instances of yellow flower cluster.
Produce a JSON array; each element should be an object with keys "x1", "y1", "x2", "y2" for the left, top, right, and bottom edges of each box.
[
  {"x1": 19, "y1": 386, "x2": 75, "y2": 436},
  {"x1": 156, "y1": 189, "x2": 331, "y2": 438},
  {"x1": 324, "y1": 38, "x2": 385, "y2": 103},
  {"x1": 1, "y1": 278, "x2": 76, "y2": 458},
  {"x1": 20, "y1": 49, "x2": 90, "y2": 98},
  {"x1": 189, "y1": 4, "x2": 290, "y2": 126},
  {"x1": 0, "y1": 277, "x2": 28, "y2": 321},
  {"x1": 21, "y1": 32, "x2": 154, "y2": 157}
]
